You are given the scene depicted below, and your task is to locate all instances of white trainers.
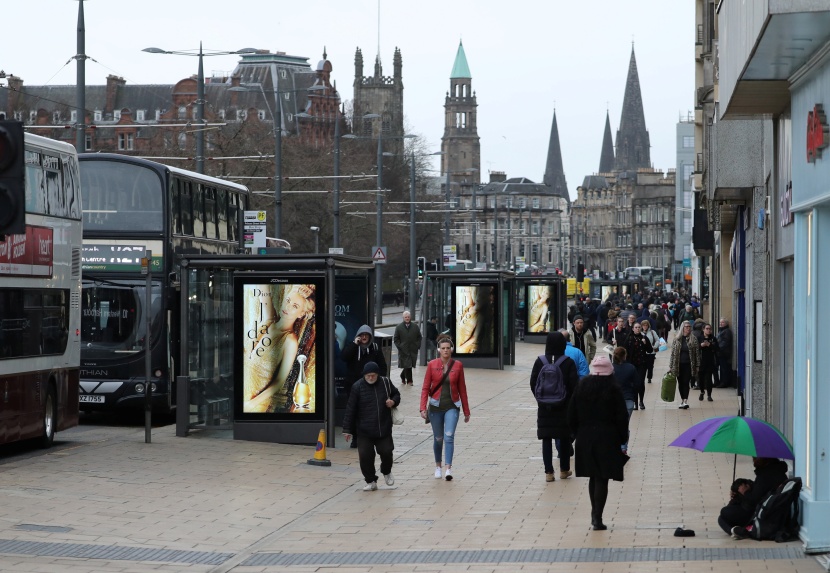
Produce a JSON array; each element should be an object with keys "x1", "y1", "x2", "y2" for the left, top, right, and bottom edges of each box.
[
  {"x1": 384, "y1": 473, "x2": 395, "y2": 486},
  {"x1": 434, "y1": 467, "x2": 442, "y2": 479},
  {"x1": 444, "y1": 468, "x2": 453, "y2": 481},
  {"x1": 363, "y1": 481, "x2": 378, "y2": 491}
]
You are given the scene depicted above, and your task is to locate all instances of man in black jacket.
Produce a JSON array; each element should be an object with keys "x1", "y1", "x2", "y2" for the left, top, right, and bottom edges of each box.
[
  {"x1": 342, "y1": 362, "x2": 400, "y2": 491},
  {"x1": 341, "y1": 325, "x2": 388, "y2": 448},
  {"x1": 715, "y1": 318, "x2": 734, "y2": 388}
]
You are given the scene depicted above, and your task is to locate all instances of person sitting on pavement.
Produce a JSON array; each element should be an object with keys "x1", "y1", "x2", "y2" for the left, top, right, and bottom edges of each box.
[
  {"x1": 719, "y1": 457, "x2": 789, "y2": 538},
  {"x1": 342, "y1": 362, "x2": 400, "y2": 491}
]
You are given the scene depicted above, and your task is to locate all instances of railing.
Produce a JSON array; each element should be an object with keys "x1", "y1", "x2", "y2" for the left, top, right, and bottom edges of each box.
[{"x1": 696, "y1": 24, "x2": 704, "y2": 45}]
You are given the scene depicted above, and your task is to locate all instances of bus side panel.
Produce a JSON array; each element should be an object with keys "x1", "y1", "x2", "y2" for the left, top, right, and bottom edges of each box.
[{"x1": 56, "y1": 368, "x2": 80, "y2": 433}]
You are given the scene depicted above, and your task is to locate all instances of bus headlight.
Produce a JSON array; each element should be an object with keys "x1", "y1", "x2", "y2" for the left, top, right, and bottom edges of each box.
[
  {"x1": 135, "y1": 383, "x2": 145, "y2": 394},
  {"x1": 150, "y1": 383, "x2": 157, "y2": 392}
]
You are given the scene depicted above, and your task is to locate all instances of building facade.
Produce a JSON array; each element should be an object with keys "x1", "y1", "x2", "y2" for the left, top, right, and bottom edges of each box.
[
  {"x1": 676, "y1": 119, "x2": 695, "y2": 286},
  {"x1": 352, "y1": 47, "x2": 404, "y2": 141}
]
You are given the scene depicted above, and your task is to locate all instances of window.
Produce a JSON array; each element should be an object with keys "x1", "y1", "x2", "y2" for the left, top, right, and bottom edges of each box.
[
  {"x1": 172, "y1": 180, "x2": 182, "y2": 234},
  {"x1": 203, "y1": 187, "x2": 217, "y2": 239},
  {"x1": 216, "y1": 189, "x2": 228, "y2": 240},
  {"x1": 684, "y1": 191, "x2": 693, "y2": 209},
  {"x1": 280, "y1": 69, "x2": 287, "y2": 79},
  {"x1": 284, "y1": 92, "x2": 290, "y2": 100},
  {"x1": 53, "y1": 111, "x2": 61, "y2": 123},
  {"x1": 228, "y1": 193, "x2": 239, "y2": 241},
  {"x1": 117, "y1": 132, "x2": 134, "y2": 151},
  {"x1": 532, "y1": 198, "x2": 540, "y2": 209},
  {"x1": 258, "y1": 110, "x2": 266, "y2": 120},
  {"x1": 93, "y1": 110, "x2": 102, "y2": 122},
  {"x1": 549, "y1": 198, "x2": 555, "y2": 209},
  {"x1": 180, "y1": 181, "x2": 193, "y2": 235},
  {"x1": 178, "y1": 106, "x2": 187, "y2": 119},
  {"x1": 70, "y1": 110, "x2": 77, "y2": 123},
  {"x1": 0, "y1": 288, "x2": 70, "y2": 358},
  {"x1": 683, "y1": 135, "x2": 694, "y2": 148},
  {"x1": 177, "y1": 132, "x2": 187, "y2": 150},
  {"x1": 29, "y1": 110, "x2": 37, "y2": 123},
  {"x1": 192, "y1": 184, "x2": 205, "y2": 237},
  {"x1": 136, "y1": 110, "x2": 145, "y2": 122},
  {"x1": 237, "y1": 109, "x2": 247, "y2": 121},
  {"x1": 85, "y1": 134, "x2": 92, "y2": 151},
  {"x1": 507, "y1": 197, "x2": 513, "y2": 208},
  {"x1": 114, "y1": 110, "x2": 121, "y2": 121},
  {"x1": 684, "y1": 216, "x2": 693, "y2": 234},
  {"x1": 218, "y1": 109, "x2": 225, "y2": 120},
  {"x1": 519, "y1": 198, "x2": 526, "y2": 209}
]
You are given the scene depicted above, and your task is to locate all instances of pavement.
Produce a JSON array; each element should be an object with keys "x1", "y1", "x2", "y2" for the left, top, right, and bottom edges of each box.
[{"x1": 0, "y1": 327, "x2": 825, "y2": 572}]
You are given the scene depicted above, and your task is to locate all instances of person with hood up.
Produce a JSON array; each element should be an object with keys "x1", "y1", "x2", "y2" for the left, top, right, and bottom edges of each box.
[
  {"x1": 530, "y1": 331, "x2": 580, "y2": 482},
  {"x1": 719, "y1": 457, "x2": 789, "y2": 538},
  {"x1": 341, "y1": 325, "x2": 388, "y2": 447},
  {"x1": 342, "y1": 362, "x2": 400, "y2": 491}
]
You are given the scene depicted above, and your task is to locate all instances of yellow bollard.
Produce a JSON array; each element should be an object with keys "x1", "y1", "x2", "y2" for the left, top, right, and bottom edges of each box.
[{"x1": 307, "y1": 428, "x2": 332, "y2": 466}]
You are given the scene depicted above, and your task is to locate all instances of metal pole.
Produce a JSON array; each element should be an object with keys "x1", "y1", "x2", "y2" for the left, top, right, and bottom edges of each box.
[
  {"x1": 314, "y1": 231, "x2": 319, "y2": 254},
  {"x1": 75, "y1": 0, "x2": 86, "y2": 153},
  {"x1": 375, "y1": 132, "x2": 383, "y2": 325},
  {"x1": 409, "y1": 151, "x2": 416, "y2": 317},
  {"x1": 274, "y1": 81, "x2": 283, "y2": 239},
  {"x1": 472, "y1": 184, "x2": 478, "y2": 265},
  {"x1": 333, "y1": 113, "x2": 341, "y2": 248},
  {"x1": 144, "y1": 250, "x2": 153, "y2": 443},
  {"x1": 196, "y1": 43, "x2": 205, "y2": 174},
  {"x1": 443, "y1": 169, "x2": 451, "y2": 251}
]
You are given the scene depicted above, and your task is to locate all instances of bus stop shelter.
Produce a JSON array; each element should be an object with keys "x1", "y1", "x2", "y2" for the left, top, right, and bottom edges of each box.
[
  {"x1": 420, "y1": 271, "x2": 515, "y2": 370},
  {"x1": 175, "y1": 254, "x2": 376, "y2": 447},
  {"x1": 515, "y1": 276, "x2": 568, "y2": 344}
]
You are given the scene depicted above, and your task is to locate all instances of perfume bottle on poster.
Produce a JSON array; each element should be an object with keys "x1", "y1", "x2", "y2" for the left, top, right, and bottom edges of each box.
[{"x1": 292, "y1": 354, "x2": 310, "y2": 410}]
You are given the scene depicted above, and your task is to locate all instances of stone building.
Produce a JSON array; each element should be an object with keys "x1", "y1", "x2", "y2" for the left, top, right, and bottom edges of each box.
[
  {"x1": 0, "y1": 49, "x2": 342, "y2": 160},
  {"x1": 441, "y1": 41, "x2": 481, "y2": 188},
  {"x1": 351, "y1": 47, "x2": 404, "y2": 141}
]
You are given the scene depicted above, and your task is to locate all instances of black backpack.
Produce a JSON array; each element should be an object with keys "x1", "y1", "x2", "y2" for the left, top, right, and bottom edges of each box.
[{"x1": 750, "y1": 477, "x2": 802, "y2": 542}]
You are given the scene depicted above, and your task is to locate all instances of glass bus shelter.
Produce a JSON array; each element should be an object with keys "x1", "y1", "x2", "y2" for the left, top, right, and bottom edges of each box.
[
  {"x1": 515, "y1": 277, "x2": 568, "y2": 345},
  {"x1": 175, "y1": 253, "x2": 376, "y2": 447},
  {"x1": 420, "y1": 271, "x2": 515, "y2": 370}
]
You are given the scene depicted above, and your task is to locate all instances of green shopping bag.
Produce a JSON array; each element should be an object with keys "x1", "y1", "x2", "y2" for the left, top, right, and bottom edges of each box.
[{"x1": 661, "y1": 372, "x2": 677, "y2": 402}]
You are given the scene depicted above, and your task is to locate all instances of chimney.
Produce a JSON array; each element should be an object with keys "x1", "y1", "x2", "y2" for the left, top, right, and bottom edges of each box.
[
  {"x1": 105, "y1": 75, "x2": 126, "y2": 115},
  {"x1": 489, "y1": 171, "x2": 507, "y2": 183},
  {"x1": 6, "y1": 75, "x2": 23, "y2": 115}
]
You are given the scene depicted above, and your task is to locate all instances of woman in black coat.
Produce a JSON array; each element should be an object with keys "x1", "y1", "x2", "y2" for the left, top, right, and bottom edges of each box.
[
  {"x1": 530, "y1": 331, "x2": 579, "y2": 482},
  {"x1": 568, "y1": 354, "x2": 629, "y2": 530}
]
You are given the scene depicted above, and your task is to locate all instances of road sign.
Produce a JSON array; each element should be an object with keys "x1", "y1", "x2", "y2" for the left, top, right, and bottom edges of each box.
[
  {"x1": 244, "y1": 211, "x2": 267, "y2": 253},
  {"x1": 442, "y1": 245, "x2": 456, "y2": 267},
  {"x1": 372, "y1": 246, "x2": 387, "y2": 264},
  {"x1": 329, "y1": 247, "x2": 344, "y2": 255}
]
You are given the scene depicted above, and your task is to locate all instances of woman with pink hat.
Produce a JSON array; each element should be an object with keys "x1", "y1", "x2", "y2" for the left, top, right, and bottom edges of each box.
[{"x1": 568, "y1": 354, "x2": 629, "y2": 531}]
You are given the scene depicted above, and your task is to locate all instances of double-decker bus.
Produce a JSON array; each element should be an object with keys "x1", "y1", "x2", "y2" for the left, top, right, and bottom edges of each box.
[
  {"x1": 78, "y1": 154, "x2": 249, "y2": 413},
  {"x1": 0, "y1": 132, "x2": 82, "y2": 447}
]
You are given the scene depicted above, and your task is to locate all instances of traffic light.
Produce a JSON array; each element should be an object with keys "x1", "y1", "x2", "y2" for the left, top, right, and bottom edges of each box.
[
  {"x1": 0, "y1": 121, "x2": 25, "y2": 236},
  {"x1": 576, "y1": 262, "x2": 585, "y2": 282},
  {"x1": 417, "y1": 256, "x2": 426, "y2": 278}
]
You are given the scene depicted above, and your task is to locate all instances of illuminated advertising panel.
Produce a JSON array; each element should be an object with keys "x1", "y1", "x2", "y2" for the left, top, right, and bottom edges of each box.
[
  {"x1": 525, "y1": 284, "x2": 554, "y2": 334},
  {"x1": 453, "y1": 283, "x2": 497, "y2": 356},
  {"x1": 234, "y1": 275, "x2": 325, "y2": 421}
]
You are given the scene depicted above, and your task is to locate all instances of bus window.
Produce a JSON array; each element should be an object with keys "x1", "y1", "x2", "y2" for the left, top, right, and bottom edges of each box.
[
  {"x1": 192, "y1": 183, "x2": 205, "y2": 238},
  {"x1": 180, "y1": 180, "x2": 193, "y2": 235},
  {"x1": 204, "y1": 186, "x2": 217, "y2": 239},
  {"x1": 228, "y1": 193, "x2": 239, "y2": 242},
  {"x1": 216, "y1": 189, "x2": 228, "y2": 241},
  {"x1": 171, "y1": 180, "x2": 182, "y2": 235}
]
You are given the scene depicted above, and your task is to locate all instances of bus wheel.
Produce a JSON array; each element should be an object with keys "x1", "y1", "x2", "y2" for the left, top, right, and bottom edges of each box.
[{"x1": 39, "y1": 387, "x2": 57, "y2": 448}]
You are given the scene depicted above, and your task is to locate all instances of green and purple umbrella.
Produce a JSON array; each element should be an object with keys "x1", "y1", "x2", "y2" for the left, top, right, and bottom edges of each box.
[{"x1": 669, "y1": 416, "x2": 794, "y2": 460}]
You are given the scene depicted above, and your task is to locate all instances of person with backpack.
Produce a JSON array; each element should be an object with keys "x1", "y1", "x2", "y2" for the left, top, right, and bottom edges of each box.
[
  {"x1": 529, "y1": 331, "x2": 579, "y2": 482},
  {"x1": 717, "y1": 457, "x2": 789, "y2": 536}
]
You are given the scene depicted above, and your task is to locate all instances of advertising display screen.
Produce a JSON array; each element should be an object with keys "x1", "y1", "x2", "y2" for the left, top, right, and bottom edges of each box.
[
  {"x1": 333, "y1": 276, "x2": 369, "y2": 403},
  {"x1": 453, "y1": 283, "x2": 497, "y2": 355},
  {"x1": 234, "y1": 275, "x2": 325, "y2": 421},
  {"x1": 525, "y1": 284, "x2": 555, "y2": 334}
]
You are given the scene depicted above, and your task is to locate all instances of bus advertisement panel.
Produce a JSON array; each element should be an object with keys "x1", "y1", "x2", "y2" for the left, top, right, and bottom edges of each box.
[{"x1": 235, "y1": 275, "x2": 324, "y2": 421}]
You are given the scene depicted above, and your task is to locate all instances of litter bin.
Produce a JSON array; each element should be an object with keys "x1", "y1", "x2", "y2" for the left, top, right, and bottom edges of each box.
[{"x1": 374, "y1": 331, "x2": 393, "y2": 373}]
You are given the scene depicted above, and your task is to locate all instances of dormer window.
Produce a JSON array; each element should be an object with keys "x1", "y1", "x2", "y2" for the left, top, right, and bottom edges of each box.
[
  {"x1": 53, "y1": 111, "x2": 61, "y2": 124},
  {"x1": 136, "y1": 110, "x2": 145, "y2": 122},
  {"x1": 70, "y1": 110, "x2": 77, "y2": 123},
  {"x1": 94, "y1": 110, "x2": 102, "y2": 122},
  {"x1": 114, "y1": 110, "x2": 121, "y2": 121},
  {"x1": 257, "y1": 110, "x2": 266, "y2": 120}
]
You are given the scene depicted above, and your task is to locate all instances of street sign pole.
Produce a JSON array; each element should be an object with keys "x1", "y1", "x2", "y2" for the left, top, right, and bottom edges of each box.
[{"x1": 142, "y1": 250, "x2": 152, "y2": 444}]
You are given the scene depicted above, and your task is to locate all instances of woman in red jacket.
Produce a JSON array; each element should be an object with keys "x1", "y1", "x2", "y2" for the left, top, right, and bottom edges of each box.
[{"x1": 420, "y1": 335, "x2": 471, "y2": 481}]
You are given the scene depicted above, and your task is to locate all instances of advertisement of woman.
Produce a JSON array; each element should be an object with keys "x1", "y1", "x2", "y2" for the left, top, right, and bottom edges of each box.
[
  {"x1": 454, "y1": 284, "x2": 496, "y2": 355},
  {"x1": 526, "y1": 284, "x2": 553, "y2": 333},
  {"x1": 240, "y1": 281, "x2": 318, "y2": 415}
]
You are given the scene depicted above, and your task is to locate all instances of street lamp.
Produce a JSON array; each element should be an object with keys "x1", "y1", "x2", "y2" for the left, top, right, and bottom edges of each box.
[
  {"x1": 345, "y1": 119, "x2": 414, "y2": 325},
  {"x1": 142, "y1": 44, "x2": 258, "y2": 175},
  {"x1": 229, "y1": 84, "x2": 326, "y2": 240},
  {"x1": 310, "y1": 226, "x2": 320, "y2": 253}
]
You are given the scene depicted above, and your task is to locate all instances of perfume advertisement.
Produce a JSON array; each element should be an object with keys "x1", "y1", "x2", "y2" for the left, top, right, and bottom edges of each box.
[
  {"x1": 525, "y1": 284, "x2": 554, "y2": 334},
  {"x1": 235, "y1": 275, "x2": 325, "y2": 420},
  {"x1": 453, "y1": 284, "x2": 497, "y2": 356}
]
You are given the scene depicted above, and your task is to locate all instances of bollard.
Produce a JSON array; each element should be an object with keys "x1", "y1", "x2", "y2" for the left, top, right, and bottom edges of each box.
[{"x1": 307, "y1": 428, "x2": 332, "y2": 466}]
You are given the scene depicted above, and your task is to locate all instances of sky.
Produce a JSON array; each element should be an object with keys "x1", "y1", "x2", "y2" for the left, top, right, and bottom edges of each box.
[{"x1": 3, "y1": 1, "x2": 694, "y2": 200}]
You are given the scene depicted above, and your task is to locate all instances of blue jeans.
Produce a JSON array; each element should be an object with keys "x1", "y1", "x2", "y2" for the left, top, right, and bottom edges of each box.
[
  {"x1": 623, "y1": 399, "x2": 636, "y2": 451},
  {"x1": 429, "y1": 408, "x2": 460, "y2": 466}
]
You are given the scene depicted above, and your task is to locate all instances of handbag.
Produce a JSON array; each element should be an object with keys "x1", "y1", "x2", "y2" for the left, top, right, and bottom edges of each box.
[
  {"x1": 384, "y1": 378, "x2": 403, "y2": 425},
  {"x1": 660, "y1": 371, "x2": 678, "y2": 402}
]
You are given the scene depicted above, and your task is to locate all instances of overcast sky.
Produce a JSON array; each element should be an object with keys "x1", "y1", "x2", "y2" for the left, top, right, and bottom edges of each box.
[{"x1": 4, "y1": 1, "x2": 694, "y2": 200}]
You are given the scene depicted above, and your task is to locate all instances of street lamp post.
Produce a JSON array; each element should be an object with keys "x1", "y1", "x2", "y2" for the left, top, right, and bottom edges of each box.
[
  {"x1": 143, "y1": 44, "x2": 257, "y2": 175},
  {"x1": 310, "y1": 226, "x2": 320, "y2": 253},
  {"x1": 409, "y1": 151, "x2": 417, "y2": 317}
]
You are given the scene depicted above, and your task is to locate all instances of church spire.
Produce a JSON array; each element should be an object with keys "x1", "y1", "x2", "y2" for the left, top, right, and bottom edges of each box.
[
  {"x1": 450, "y1": 40, "x2": 471, "y2": 79},
  {"x1": 543, "y1": 110, "x2": 569, "y2": 201},
  {"x1": 614, "y1": 47, "x2": 650, "y2": 172},
  {"x1": 599, "y1": 111, "x2": 615, "y2": 174}
]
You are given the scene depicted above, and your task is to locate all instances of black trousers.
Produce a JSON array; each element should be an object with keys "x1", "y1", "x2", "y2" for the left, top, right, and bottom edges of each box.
[
  {"x1": 356, "y1": 434, "x2": 394, "y2": 483},
  {"x1": 401, "y1": 367, "x2": 413, "y2": 383},
  {"x1": 698, "y1": 366, "x2": 715, "y2": 397},
  {"x1": 588, "y1": 477, "x2": 609, "y2": 524},
  {"x1": 678, "y1": 364, "x2": 693, "y2": 400}
]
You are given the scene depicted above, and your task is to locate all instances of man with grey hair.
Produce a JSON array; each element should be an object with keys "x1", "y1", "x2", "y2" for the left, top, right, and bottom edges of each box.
[{"x1": 393, "y1": 311, "x2": 421, "y2": 385}]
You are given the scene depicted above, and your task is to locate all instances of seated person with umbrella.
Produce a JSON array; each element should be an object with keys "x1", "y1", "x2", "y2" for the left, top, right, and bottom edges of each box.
[{"x1": 719, "y1": 457, "x2": 789, "y2": 538}]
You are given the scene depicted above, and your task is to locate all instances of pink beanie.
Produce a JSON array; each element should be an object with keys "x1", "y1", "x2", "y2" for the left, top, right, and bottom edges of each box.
[{"x1": 589, "y1": 354, "x2": 614, "y2": 376}]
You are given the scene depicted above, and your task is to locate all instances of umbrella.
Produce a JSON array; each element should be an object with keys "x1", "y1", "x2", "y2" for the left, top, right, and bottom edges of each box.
[{"x1": 669, "y1": 416, "x2": 794, "y2": 481}]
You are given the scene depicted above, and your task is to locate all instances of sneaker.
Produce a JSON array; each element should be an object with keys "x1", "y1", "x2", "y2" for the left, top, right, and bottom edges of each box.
[
  {"x1": 545, "y1": 473, "x2": 555, "y2": 482},
  {"x1": 647, "y1": 379, "x2": 652, "y2": 384},
  {"x1": 445, "y1": 468, "x2": 453, "y2": 481},
  {"x1": 639, "y1": 402, "x2": 645, "y2": 410},
  {"x1": 560, "y1": 470, "x2": 573, "y2": 479},
  {"x1": 731, "y1": 525, "x2": 750, "y2": 540},
  {"x1": 699, "y1": 393, "x2": 704, "y2": 401},
  {"x1": 708, "y1": 396, "x2": 714, "y2": 402},
  {"x1": 434, "y1": 467, "x2": 442, "y2": 479},
  {"x1": 363, "y1": 481, "x2": 378, "y2": 491},
  {"x1": 384, "y1": 473, "x2": 395, "y2": 486},
  {"x1": 682, "y1": 403, "x2": 690, "y2": 409}
]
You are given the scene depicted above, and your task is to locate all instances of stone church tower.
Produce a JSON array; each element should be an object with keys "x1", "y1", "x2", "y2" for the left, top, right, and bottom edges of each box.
[
  {"x1": 614, "y1": 47, "x2": 651, "y2": 172},
  {"x1": 441, "y1": 41, "x2": 481, "y2": 188},
  {"x1": 352, "y1": 47, "x2": 404, "y2": 140}
]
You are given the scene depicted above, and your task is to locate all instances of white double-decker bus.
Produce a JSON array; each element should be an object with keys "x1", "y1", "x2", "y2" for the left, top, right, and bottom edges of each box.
[{"x1": 0, "y1": 132, "x2": 82, "y2": 447}]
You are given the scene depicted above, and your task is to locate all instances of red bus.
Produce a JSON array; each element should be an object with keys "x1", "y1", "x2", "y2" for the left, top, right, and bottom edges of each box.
[{"x1": 0, "y1": 132, "x2": 82, "y2": 447}]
